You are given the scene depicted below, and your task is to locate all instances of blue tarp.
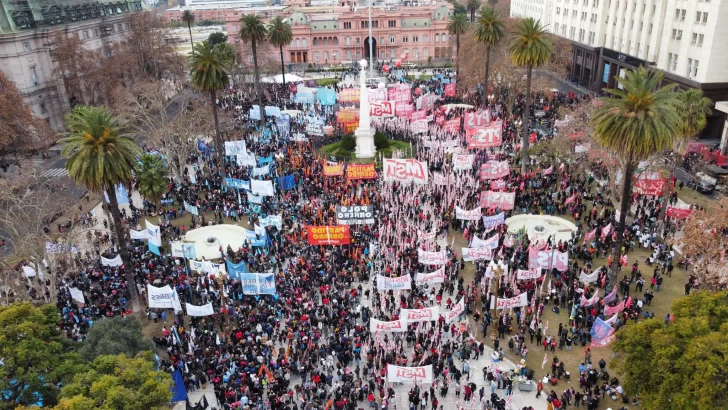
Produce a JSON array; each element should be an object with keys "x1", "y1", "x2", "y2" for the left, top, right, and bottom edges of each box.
[{"x1": 171, "y1": 370, "x2": 188, "y2": 402}]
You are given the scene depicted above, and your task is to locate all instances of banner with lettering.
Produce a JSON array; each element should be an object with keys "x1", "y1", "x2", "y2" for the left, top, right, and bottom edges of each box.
[
  {"x1": 370, "y1": 318, "x2": 407, "y2": 333},
  {"x1": 346, "y1": 164, "x2": 376, "y2": 180},
  {"x1": 633, "y1": 178, "x2": 667, "y2": 196},
  {"x1": 465, "y1": 110, "x2": 491, "y2": 130},
  {"x1": 386, "y1": 365, "x2": 434, "y2": 384},
  {"x1": 579, "y1": 268, "x2": 601, "y2": 283},
  {"x1": 480, "y1": 191, "x2": 516, "y2": 210},
  {"x1": 370, "y1": 101, "x2": 396, "y2": 117},
  {"x1": 376, "y1": 274, "x2": 412, "y2": 290},
  {"x1": 368, "y1": 88, "x2": 388, "y2": 103},
  {"x1": 339, "y1": 88, "x2": 360, "y2": 103},
  {"x1": 239, "y1": 272, "x2": 277, "y2": 295},
  {"x1": 388, "y1": 85, "x2": 412, "y2": 103},
  {"x1": 471, "y1": 234, "x2": 499, "y2": 250},
  {"x1": 225, "y1": 178, "x2": 250, "y2": 190},
  {"x1": 443, "y1": 118, "x2": 461, "y2": 134},
  {"x1": 482, "y1": 212, "x2": 506, "y2": 229},
  {"x1": 517, "y1": 268, "x2": 541, "y2": 280},
  {"x1": 666, "y1": 206, "x2": 692, "y2": 218},
  {"x1": 452, "y1": 154, "x2": 474, "y2": 170},
  {"x1": 383, "y1": 159, "x2": 429, "y2": 184},
  {"x1": 395, "y1": 103, "x2": 414, "y2": 119},
  {"x1": 480, "y1": 161, "x2": 510, "y2": 180},
  {"x1": 224, "y1": 141, "x2": 247, "y2": 156},
  {"x1": 604, "y1": 300, "x2": 626, "y2": 316},
  {"x1": 307, "y1": 226, "x2": 351, "y2": 245},
  {"x1": 590, "y1": 318, "x2": 616, "y2": 348},
  {"x1": 445, "y1": 297, "x2": 465, "y2": 323},
  {"x1": 417, "y1": 249, "x2": 448, "y2": 265},
  {"x1": 466, "y1": 121, "x2": 503, "y2": 149},
  {"x1": 401, "y1": 307, "x2": 439, "y2": 323},
  {"x1": 455, "y1": 206, "x2": 482, "y2": 221},
  {"x1": 415, "y1": 267, "x2": 446, "y2": 284},
  {"x1": 336, "y1": 205, "x2": 375, "y2": 225},
  {"x1": 528, "y1": 249, "x2": 569, "y2": 271},
  {"x1": 411, "y1": 120, "x2": 428, "y2": 134},
  {"x1": 496, "y1": 292, "x2": 528, "y2": 309},
  {"x1": 185, "y1": 303, "x2": 214, "y2": 317},
  {"x1": 323, "y1": 164, "x2": 344, "y2": 176},
  {"x1": 444, "y1": 83, "x2": 457, "y2": 97},
  {"x1": 462, "y1": 247, "x2": 494, "y2": 261}
]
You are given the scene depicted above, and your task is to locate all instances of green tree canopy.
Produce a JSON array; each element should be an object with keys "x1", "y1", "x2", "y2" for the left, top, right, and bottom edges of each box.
[
  {"x1": 78, "y1": 316, "x2": 155, "y2": 362},
  {"x1": 0, "y1": 303, "x2": 86, "y2": 409},
  {"x1": 447, "y1": 13, "x2": 469, "y2": 85},
  {"x1": 207, "y1": 31, "x2": 228, "y2": 47},
  {"x1": 55, "y1": 354, "x2": 172, "y2": 410},
  {"x1": 135, "y1": 154, "x2": 168, "y2": 205},
  {"x1": 267, "y1": 16, "x2": 293, "y2": 85},
  {"x1": 474, "y1": 6, "x2": 505, "y2": 102},
  {"x1": 612, "y1": 291, "x2": 728, "y2": 410}
]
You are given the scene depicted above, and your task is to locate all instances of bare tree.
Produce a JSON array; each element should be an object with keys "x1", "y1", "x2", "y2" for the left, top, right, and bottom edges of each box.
[
  {"x1": 114, "y1": 82, "x2": 210, "y2": 181},
  {"x1": 680, "y1": 196, "x2": 728, "y2": 288}
]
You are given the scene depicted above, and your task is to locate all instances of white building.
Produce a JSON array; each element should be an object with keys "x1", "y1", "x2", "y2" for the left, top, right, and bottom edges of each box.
[
  {"x1": 548, "y1": 0, "x2": 728, "y2": 137},
  {"x1": 0, "y1": 0, "x2": 141, "y2": 131},
  {"x1": 510, "y1": 0, "x2": 552, "y2": 28}
]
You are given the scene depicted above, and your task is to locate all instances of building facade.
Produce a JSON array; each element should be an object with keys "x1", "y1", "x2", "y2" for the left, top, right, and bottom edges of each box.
[
  {"x1": 223, "y1": 1, "x2": 454, "y2": 66},
  {"x1": 0, "y1": 0, "x2": 141, "y2": 130},
  {"x1": 548, "y1": 0, "x2": 728, "y2": 136},
  {"x1": 510, "y1": 0, "x2": 552, "y2": 28}
]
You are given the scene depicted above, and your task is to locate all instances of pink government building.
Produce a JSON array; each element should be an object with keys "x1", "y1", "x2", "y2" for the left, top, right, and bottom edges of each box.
[{"x1": 165, "y1": 1, "x2": 455, "y2": 66}]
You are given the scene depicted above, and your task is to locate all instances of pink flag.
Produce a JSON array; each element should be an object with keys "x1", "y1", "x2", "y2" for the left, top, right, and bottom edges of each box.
[
  {"x1": 564, "y1": 193, "x2": 576, "y2": 205},
  {"x1": 542, "y1": 352, "x2": 548, "y2": 369},
  {"x1": 600, "y1": 223, "x2": 612, "y2": 240},
  {"x1": 542, "y1": 165, "x2": 553, "y2": 175},
  {"x1": 584, "y1": 228, "x2": 597, "y2": 244}
]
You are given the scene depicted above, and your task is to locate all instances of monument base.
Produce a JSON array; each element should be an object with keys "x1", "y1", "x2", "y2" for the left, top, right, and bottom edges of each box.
[{"x1": 355, "y1": 126, "x2": 376, "y2": 158}]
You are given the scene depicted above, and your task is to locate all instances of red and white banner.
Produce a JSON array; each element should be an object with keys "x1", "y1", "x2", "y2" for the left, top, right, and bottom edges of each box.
[
  {"x1": 580, "y1": 291, "x2": 600, "y2": 307},
  {"x1": 417, "y1": 249, "x2": 448, "y2": 265},
  {"x1": 465, "y1": 110, "x2": 491, "y2": 130},
  {"x1": 453, "y1": 154, "x2": 474, "y2": 170},
  {"x1": 370, "y1": 101, "x2": 396, "y2": 117},
  {"x1": 472, "y1": 234, "x2": 499, "y2": 249},
  {"x1": 604, "y1": 300, "x2": 626, "y2": 316},
  {"x1": 443, "y1": 118, "x2": 461, "y2": 134},
  {"x1": 411, "y1": 120, "x2": 428, "y2": 134},
  {"x1": 415, "y1": 267, "x2": 446, "y2": 284},
  {"x1": 528, "y1": 249, "x2": 569, "y2": 272},
  {"x1": 401, "y1": 307, "x2": 440, "y2": 323},
  {"x1": 542, "y1": 165, "x2": 553, "y2": 175},
  {"x1": 666, "y1": 206, "x2": 692, "y2": 219},
  {"x1": 517, "y1": 268, "x2": 541, "y2": 280},
  {"x1": 490, "y1": 179, "x2": 506, "y2": 191},
  {"x1": 601, "y1": 223, "x2": 612, "y2": 239},
  {"x1": 411, "y1": 110, "x2": 427, "y2": 121},
  {"x1": 455, "y1": 206, "x2": 482, "y2": 221},
  {"x1": 564, "y1": 193, "x2": 577, "y2": 205},
  {"x1": 307, "y1": 226, "x2": 351, "y2": 245},
  {"x1": 367, "y1": 88, "x2": 387, "y2": 103},
  {"x1": 584, "y1": 228, "x2": 597, "y2": 243},
  {"x1": 396, "y1": 103, "x2": 414, "y2": 118},
  {"x1": 418, "y1": 229, "x2": 437, "y2": 243},
  {"x1": 445, "y1": 297, "x2": 465, "y2": 323},
  {"x1": 462, "y1": 247, "x2": 494, "y2": 261},
  {"x1": 388, "y1": 85, "x2": 412, "y2": 103},
  {"x1": 496, "y1": 292, "x2": 528, "y2": 310},
  {"x1": 633, "y1": 178, "x2": 668, "y2": 196},
  {"x1": 444, "y1": 83, "x2": 457, "y2": 97},
  {"x1": 383, "y1": 159, "x2": 428, "y2": 184},
  {"x1": 386, "y1": 364, "x2": 434, "y2": 383},
  {"x1": 480, "y1": 161, "x2": 510, "y2": 180},
  {"x1": 376, "y1": 274, "x2": 412, "y2": 290},
  {"x1": 370, "y1": 318, "x2": 407, "y2": 333},
  {"x1": 466, "y1": 121, "x2": 503, "y2": 149},
  {"x1": 480, "y1": 191, "x2": 516, "y2": 210}
]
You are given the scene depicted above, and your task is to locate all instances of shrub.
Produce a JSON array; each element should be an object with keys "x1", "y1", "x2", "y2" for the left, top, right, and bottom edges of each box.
[
  {"x1": 374, "y1": 132, "x2": 390, "y2": 150},
  {"x1": 339, "y1": 134, "x2": 356, "y2": 151}
]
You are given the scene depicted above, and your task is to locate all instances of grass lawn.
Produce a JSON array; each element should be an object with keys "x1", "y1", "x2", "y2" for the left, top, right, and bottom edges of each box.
[
  {"x1": 406, "y1": 74, "x2": 433, "y2": 81},
  {"x1": 316, "y1": 78, "x2": 339, "y2": 87},
  {"x1": 319, "y1": 139, "x2": 412, "y2": 164}
]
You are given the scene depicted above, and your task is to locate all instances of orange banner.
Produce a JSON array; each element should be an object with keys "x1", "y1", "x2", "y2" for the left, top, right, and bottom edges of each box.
[
  {"x1": 346, "y1": 164, "x2": 376, "y2": 180},
  {"x1": 323, "y1": 164, "x2": 344, "y2": 176},
  {"x1": 307, "y1": 226, "x2": 351, "y2": 245}
]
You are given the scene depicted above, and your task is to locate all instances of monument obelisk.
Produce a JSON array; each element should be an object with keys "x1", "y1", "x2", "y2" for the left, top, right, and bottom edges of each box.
[{"x1": 355, "y1": 59, "x2": 376, "y2": 159}]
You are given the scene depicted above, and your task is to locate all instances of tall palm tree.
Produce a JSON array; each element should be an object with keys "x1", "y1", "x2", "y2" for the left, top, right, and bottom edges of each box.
[
  {"x1": 136, "y1": 154, "x2": 168, "y2": 206},
  {"x1": 509, "y1": 18, "x2": 552, "y2": 173},
  {"x1": 267, "y1": 16, "x2": 293, "y2": 86},
  {"x1": 591, "y1": 67, "x2": 682, "y2": 284},
  {"x1": 239, "y1": 14, "x2": 268, "y2": 127},
  {"x1": 182, "y1": 10, "x2": 195, "y2": 52},
  {"x1": 474, "y1": 7, "x2": 505, "y2": 104},
  {"x1": 466, "y1": 0, "x2": 481, "y2": 22},
  {"x1": 60, "y1": 106, "x2": 141, "y2": 260},
  {"x1": 189, "y1": 40, "x2": 234, "y2": 172},
  {"x1": 677, "y1": 88, "x2": 713, "y2": 143},
  {"x1": 447, "y1": 13, "x2": 469, "y2": 91}
]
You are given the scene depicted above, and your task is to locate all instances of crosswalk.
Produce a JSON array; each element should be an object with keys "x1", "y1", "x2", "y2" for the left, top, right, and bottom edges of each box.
[{"x1": 39, "y1": 168, "x2": 69, "y2": 178}]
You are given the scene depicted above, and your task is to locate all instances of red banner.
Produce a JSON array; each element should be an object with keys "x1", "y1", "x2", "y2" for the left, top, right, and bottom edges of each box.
[
  {"x1": 444, "y1": 83, "x2": 457, "y2": 97},
  {"x1": 666, "y1": 206, "x2": 692, "y2": 219},
  {"x1": 388, "y1": 85, "x2": 412, "y2": 103},
  {"x1": 466, "y1": 121, "x2": 503, "y2": 149},
  {"x1": 490, "y1": 179, "x2": 506, "y2": 191},
  {"x1": 480, "y1": 191, "x2": 515, "y2": 210},
  {"x1": 465, "y1": 110, "x2": 491, "y2": 130},
  {"x1": 396, "y1": 103, "x2": 414, "y2": 119},
  {"x1": 443, "y1": 118, "x2": 461, "y2": 134},
  {"x1": 339, "y1": 88, "x2": 360, "y2": 103},
  {"x1": 346, "y1": 164, "x2": 376, "y2": 180},
  {"x1": 411, "y1": 110, "x2": 427, "y2": 121},
  {"x1": 370, "y1": 101, "x2": 395, "y2": 117},
  {"x1": 633, "y1": 178, "x2": 667, "y2": 196},
  {"x1": 307, "y1": 226, "x2": 351, "y2": 245},
  {"x1": 480, "y1": 161, "x2": 510, "y2": 180}
]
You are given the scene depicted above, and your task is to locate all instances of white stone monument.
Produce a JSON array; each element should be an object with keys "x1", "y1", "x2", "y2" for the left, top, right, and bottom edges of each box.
[{"x1": 355, "y1": 59, "x2": 376, "y2": 159}]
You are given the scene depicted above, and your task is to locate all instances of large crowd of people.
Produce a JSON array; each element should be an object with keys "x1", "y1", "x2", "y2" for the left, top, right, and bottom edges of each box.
[{"x1": 45, "y1": 66, "x2": 696, "y2": 410}]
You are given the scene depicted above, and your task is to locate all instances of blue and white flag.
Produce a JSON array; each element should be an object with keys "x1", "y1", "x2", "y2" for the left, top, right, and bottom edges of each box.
[
  {"x1": 184, "y1": 201, "x2": 199, "y2": 216},
  {"x1": 482, "y1": 212, "x2": 506, "y2": 229}
]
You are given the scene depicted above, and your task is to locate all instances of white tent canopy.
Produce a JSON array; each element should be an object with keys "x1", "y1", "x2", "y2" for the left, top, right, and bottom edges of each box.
[{"x1": 262, "y1": 74, "x2": 307, "y2": 84}]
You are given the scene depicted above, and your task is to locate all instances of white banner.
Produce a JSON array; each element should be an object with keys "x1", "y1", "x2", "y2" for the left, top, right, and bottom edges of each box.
[
  {"x1": 376, "y1": 274, "x2": 412, "y2": 290},
  {"x1": 455, "y1": 206, "x2": 482, "y2": 221},
  {"x1": 225, "y1": 140, "x2": 247, "y2": 156},
  {"x1": 496, "y1": 292, "x2": 528, "y2": 309},
  {"x1": 69, "y1": 287, "x2": 85, "y2": 304},
  {"x1": 417, "y1": 249, "x2": 448, "y2": 265},
  {"x1": 237, "y1": 153, "x2": 256, "y2": 167},
  {"x1": 445, "y1": 297, "x2": 465, "y2": 323},
  {"x1": 145, "y1": 220, "x2": 162, "y2": 247},
  {"x1": 462, "y1": 247, "x2": 494, "y2": 261},
  {"x1": 415, "y1": 267, "x2": 446, "y2": 284},
  {"x1": 147, "y1": 284, "x2": 182, "y2": 312},
  {"x1": 401, "y1": 307, "x2": 439, "y2": 323},
  {"x1": 251, "y1": 180, "x2": 275, "y2": 196},
  {"x1": 517, "y1": 268, "x2": 541, "y2": 280},
  {"x1": 452, "y1": 154, "x2": 474, "y2": 171},
  {"x1": 171, "y1": 242, "x2": 184, "y2": 258},
  {"x1": 579, "y1": 269, "x2": 601, "y2": 283},
  {"x1": 184, "y1": 201, "x2": 199, "y2": 216},
  {"x1": 189, "y1": 260, "x2": 227, "y2": 275},
  {"x1": 370, "y1": 100, "x2": 396, "y2": 117},
  {"x1": 370, "y1": 318, "x2": 407, "y2": 332},
  {"x1": 386, "y1": 364, "x2": 434, "y2": 384},
  {"x1": 130, "y1": 229, "x2": 148, "y2": 240},
  {"x1": 472, "y1": 234, "x2": 499, "y2": 249},
  {"x1": 101, "y1": 254, "x2": 123, "y2": 267},
  {"x1": 482, "y1": 212, "x2": 506, "y2": 229},
  {"x1": 383, "y1": 159, "x2": 429, "y2": 184},
  {"x1": 185, "y1": 302, "x2": 214, "y2": 317}
]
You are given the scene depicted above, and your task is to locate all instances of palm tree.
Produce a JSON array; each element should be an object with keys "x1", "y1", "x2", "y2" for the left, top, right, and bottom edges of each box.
[
  {"x1": 591, "y1": 67, "x2": 682, "y2": 284},
  {"x1": 136, "y1": 154, "x2": 168, "y2": 206},
  {"x1": 188, "y1": 40, "x2": 234, "y2": 172},
  {"x1": 466, "y1": 0, "x2": 481, "y2": 22},
  {"x1": 447, "y1": 13, "x2": 469, "y2": 91},
  {"x1": 239, "y1": 14, "x2": 268, "y2": 127},
  {"x1": 267, "y1": 16, "x2": 293, "y2": 86},
  {"x1": 60, "y1": 106, "x2": 141, "y2": 260},
  {"x1": 474, "y1": 7, "x2": 505, "y2": 104},
  {"x1": 509, "y1": 18, "x2": 552, "y2": 173},
  {"x1": 182, "y1": 10, "x2": 195, "y2": 52}
]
